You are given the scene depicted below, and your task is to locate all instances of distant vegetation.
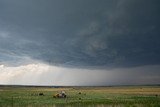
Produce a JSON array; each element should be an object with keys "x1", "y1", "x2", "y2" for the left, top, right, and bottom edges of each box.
[{"x1": 0, "y1": 86, "x2": 160, "y2": 107}]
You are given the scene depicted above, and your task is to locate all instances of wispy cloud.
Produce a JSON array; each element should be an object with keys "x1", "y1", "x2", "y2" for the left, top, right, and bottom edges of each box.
[{"x1": 0, "y1": 31, "x2": 10, "y2": 39}]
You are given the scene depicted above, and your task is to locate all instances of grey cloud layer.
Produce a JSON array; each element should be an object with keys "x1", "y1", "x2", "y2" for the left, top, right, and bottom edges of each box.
[{"x1": 0, "y1": 0, "x2": 160, "y2": 68}]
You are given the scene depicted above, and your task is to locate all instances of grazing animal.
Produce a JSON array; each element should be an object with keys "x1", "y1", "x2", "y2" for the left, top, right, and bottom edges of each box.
[
  {"x1": 53, "y1": 94, "x2": 59, "y2": 98},
  {"x1": 39, "y1": 93, "x2": 44, "y2": 96},
  {"x1": 53, "y1": 91, "x2": 67, "y2": 98},
  {"x1": 61, "y1": 93, "x2": 66, "y2": 98}
]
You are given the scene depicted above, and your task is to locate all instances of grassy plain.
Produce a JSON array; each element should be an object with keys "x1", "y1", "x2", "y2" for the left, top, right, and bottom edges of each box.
[{"x1": 0, "y1": 86, "x2": 160, "y2": 107}]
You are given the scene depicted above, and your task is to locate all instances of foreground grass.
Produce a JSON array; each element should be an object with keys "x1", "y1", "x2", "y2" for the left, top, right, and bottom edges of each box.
[{"x1": 0, "y1": 86, "x2": 160, "y2": 107}]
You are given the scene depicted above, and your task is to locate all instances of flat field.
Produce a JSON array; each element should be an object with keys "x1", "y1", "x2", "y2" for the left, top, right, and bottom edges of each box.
[{"x1": 0, "y1": 86, "x2": 160, "y2": 107}]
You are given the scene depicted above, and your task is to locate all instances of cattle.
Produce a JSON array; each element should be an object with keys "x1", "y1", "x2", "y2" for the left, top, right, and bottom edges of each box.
[
  {"x1": 39, "y1": 93, "x2": 44, "y2": 96},
  {"x1": 53, "y1": 94, "x2": 59, "y2": 98},
  {"x1": 53, "y1": 91, "x2": 67, "y2": 98}
]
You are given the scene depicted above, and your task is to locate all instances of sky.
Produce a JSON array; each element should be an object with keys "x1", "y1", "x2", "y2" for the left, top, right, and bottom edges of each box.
[{"x1": 0, "y1": 0, "x2": 160, "y2": 86}]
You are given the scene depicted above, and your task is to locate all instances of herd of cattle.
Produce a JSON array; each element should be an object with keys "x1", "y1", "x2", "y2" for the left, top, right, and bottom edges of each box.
[
  {"x1": 31, "y1": 91, "x2": 67, "y2": 98},
  {"x1": 31, "y1": 91, "x2": 85, "y2": 99}
]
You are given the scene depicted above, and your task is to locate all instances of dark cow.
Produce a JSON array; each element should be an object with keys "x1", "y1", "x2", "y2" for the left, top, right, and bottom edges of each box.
[{"x1": 39, "y1": 93, "x2": 44, "y2": 96}]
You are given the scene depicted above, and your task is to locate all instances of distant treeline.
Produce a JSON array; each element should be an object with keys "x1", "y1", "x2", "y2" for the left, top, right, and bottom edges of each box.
[{"x1": 0, "y1": 84, "x2": 160, "y2": 88}]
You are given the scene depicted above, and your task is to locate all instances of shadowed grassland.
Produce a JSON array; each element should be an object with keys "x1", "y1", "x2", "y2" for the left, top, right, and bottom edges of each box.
[{"x1": 0, "y1": 86, "x2": 160, "y2": 107}]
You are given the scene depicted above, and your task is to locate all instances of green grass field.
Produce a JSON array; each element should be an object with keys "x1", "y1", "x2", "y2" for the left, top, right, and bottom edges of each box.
[{"x1": 0, "y1": 86, "x2": 160, "y2": 107}]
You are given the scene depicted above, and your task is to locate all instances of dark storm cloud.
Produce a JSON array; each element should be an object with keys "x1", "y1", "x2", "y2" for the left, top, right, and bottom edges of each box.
[{"x1": 0, "y1": 0, "x2": 160, "y2": 68}]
